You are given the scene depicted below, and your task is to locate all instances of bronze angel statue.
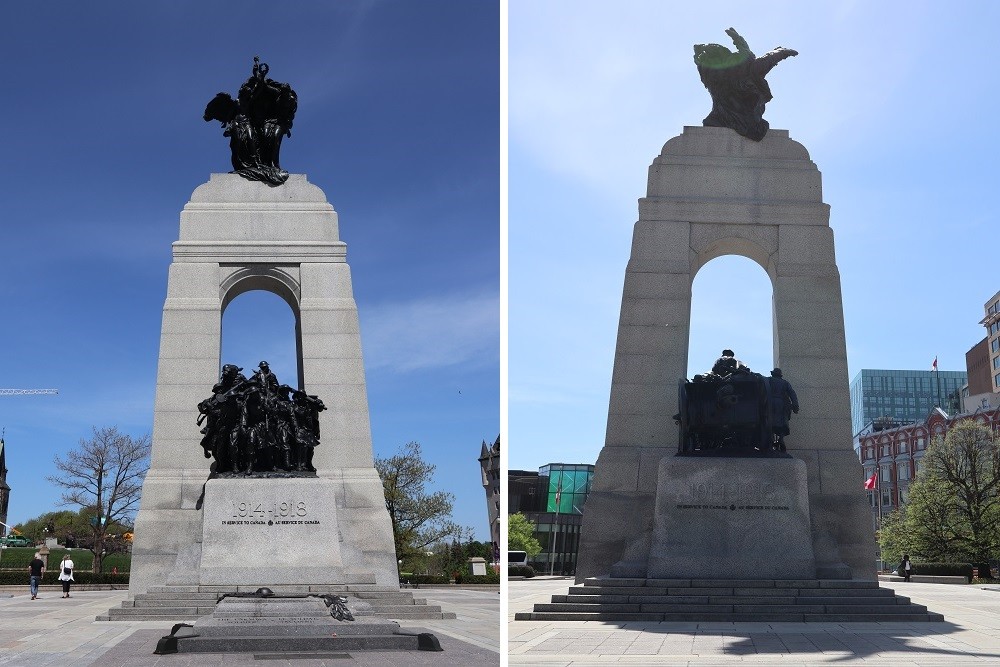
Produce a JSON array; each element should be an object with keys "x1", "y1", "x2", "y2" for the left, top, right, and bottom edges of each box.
[
  {"x1": 203, "y1": 56, "x2": 298, "y2": 185},
  {"x1": 694, "y1": 28, "x2": 797, "y2": 141}
]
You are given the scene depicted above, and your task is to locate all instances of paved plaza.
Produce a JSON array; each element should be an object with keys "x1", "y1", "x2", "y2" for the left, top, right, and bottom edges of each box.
[
  {"x1": 509, "y1": 577, "x2": 1000, "y2": 665},
  {"x1": 0, "y1": 586, "x2": 499, "y2": 666}
]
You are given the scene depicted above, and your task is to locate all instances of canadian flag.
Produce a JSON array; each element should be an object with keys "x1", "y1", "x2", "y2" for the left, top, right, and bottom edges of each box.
[
  {"x1": 864, "y1": 471, "x2": 877, "y2": 490},
  {"x1": 931, "y1": 356, "x2": 938, "y2": 372}
]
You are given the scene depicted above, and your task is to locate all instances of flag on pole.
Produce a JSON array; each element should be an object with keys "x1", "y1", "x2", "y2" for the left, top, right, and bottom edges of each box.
[
  {"x1": 931, "y1": 356, "x2": 938, "y2": 372},
  {"x1": 864, "y1": 471, "x2": 877, "y2": 490}
]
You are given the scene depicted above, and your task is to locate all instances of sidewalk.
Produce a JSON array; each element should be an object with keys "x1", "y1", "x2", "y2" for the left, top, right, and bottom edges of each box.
[
  {"x1": 509, "y1": 576, "x2": 1000, "y2": 665},
  {"x1": 0, "y1": 587, "x2": 499, "y2": 666}
]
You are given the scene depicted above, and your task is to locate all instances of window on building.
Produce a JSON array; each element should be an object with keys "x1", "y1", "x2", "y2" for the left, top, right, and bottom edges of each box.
[
  {"x1": 881, "y1": 444, "x2": 890, "y2": 457},
  {"x1": 996, "y1": 372, "x2": 1000, "y2": 388},
  {"x1": 880, "y1": 463, "x2": 892, "y2": 482},
  {"x1": 881, "y1": 489, "x2": 892, "y2": 506},
  {"x1": 993, "y1": 338, "x2": 1000, "y2": 353},
  {"x1": 994, "y1": 357, "x2": 1000, "y2": 370},
  {"x1": 898, "y1": 441, "x2": 908, "y2": 454},
  {"x1": 898, "y1": 487, "x2": 908, "y2": 505},
  {"x1": 897, "y1": 462, "x2": 910, "y2": 480}
]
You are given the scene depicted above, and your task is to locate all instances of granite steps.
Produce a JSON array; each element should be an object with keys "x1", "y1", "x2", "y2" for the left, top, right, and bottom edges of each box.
[
  {"x1": 97, "y1": 585, "x2": 456, "y2": 621},
  {"x1": 514, "y1": 577, "x2": 945, "y2": 622}
]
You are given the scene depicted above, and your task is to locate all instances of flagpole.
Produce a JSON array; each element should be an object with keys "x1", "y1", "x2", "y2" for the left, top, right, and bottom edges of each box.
[
  {"x1": 933, "y1": 356, "x2": 941, "y2": 410},
  {"x1": 549, "y1": 470, "x2": 563, "y2": 576}
]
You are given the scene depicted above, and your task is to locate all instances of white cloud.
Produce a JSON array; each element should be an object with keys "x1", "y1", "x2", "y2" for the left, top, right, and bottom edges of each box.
[{"x1": 360, "y1": 289, "x2": 499, "y2": 373}]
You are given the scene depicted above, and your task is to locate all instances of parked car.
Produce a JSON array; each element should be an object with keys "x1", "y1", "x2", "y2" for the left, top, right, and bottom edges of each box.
[
  {"x1": 508, "y1": 550, "x2": 528, "y2": 568},
  {"x1": 1, "y1": 535, "x2": 33, "y2": 548}
]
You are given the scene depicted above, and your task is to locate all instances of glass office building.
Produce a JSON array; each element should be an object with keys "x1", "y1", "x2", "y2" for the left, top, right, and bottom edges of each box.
[
  {"x1": 508, "y1": 463, "x2": 594, "y2": 575},
  {"x1": 850, "y1": 369, "x2": 967, "y2": 436}
]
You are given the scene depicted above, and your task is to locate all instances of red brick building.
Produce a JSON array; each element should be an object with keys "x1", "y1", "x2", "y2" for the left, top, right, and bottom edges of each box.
[{"x1": 857, "y1": 406, "x2": 1000, "y2": 531}]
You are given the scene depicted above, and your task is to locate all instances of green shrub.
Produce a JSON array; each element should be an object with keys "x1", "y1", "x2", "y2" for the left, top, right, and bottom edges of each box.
[
  {"x1": 453, "y1": 573, "x2": 500, "y2": 584},
  {"x1": 913, "y1": 562, "x2": 974, "y2": 582},
  {"x1": 508, "y1": 565, "x2": 535, "y2": 578},
  {"x1": 0, "y1": 570, "x2": 129, "y2": 586},
  {"x1": 0, "y1": 547, "x2": 130, "y2": 572},
  {"x1": 401, "y1": 575, "x2": 450, "y2": 586}
]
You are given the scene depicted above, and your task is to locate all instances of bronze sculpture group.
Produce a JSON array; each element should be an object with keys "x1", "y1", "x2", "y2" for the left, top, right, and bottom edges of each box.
[
  {"x1": 197, "y1": 362, "x2": 326, "y2": 476},
  {"x1": 676, "y1": 349, "x2": 799, "y2": 456},
  {"x1": 694, "y1": 28, "x2": 797, "y2": 141},
  {"x1": 203, "y1": 56, "x2": 298, "y2": 185}
]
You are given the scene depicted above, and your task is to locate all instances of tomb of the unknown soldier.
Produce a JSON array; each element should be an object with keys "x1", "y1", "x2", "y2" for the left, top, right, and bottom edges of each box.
[{"x1": 516, "y1": 28, "x2": 943, "y2": 624}]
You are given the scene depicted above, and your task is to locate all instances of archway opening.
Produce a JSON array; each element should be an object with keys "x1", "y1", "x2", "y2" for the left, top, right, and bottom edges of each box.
[
  {"x1": 687, "y1": 255, "x2": 774, "y2": 378},
  {"x1": 221, "y1": 290, "x2": 302, "y2": 389}
]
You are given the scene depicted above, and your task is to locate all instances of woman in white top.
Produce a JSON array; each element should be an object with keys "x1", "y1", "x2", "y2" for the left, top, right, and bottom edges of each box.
[{"x1": 58, "y1": 554, "x2": 74, "y2": 598}]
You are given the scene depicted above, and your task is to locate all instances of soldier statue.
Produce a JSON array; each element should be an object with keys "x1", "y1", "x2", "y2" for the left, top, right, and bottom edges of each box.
[
  {"x1": 195, "y1": 361, "x2": 326, "y2": 476},
  {"x1": 767, "y1": 368, "x2": 799, "y2": 451}
]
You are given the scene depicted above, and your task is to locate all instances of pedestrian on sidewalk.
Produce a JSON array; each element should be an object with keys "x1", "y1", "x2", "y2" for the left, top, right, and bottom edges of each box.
[
  {"x1": 900, "y1": 554, "x2": 912, "y2": 582},
  {"x1": 28, "y1": 553, "x2": 45, "y2": 600},
  {"x1": 58, "y1": 554, "x2": 75, "y2": 598}
]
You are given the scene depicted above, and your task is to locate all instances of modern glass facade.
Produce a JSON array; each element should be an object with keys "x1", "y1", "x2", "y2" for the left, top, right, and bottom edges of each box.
[
  {"x1": 849, "y1": 369, "x2": 967, "y2": 436},
  {"x1": 507, "y1": 462, "x2": 595, "y2": 575},
  {"x1": 540, "y1": 464, "x2": 592, "y2": 515}
]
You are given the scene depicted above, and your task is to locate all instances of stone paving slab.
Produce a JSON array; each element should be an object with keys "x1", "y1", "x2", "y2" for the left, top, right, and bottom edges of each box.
[
  {"x1": 510, "y1": 577, "x2": 1000, "y2": 665},
  {"x1": 0, "y1": 587, "x2": 498, "y2": 666}
]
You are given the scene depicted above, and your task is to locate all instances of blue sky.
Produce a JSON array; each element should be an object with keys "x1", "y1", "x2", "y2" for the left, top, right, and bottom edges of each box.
[
  {"x1": 0, "y1": 2, "x2": 499, "y2": 539},
  {"x1": 510, "y1": 1, "x2": 999, "y2": 471}
]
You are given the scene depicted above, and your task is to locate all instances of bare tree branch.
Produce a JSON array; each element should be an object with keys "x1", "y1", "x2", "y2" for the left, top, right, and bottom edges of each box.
[{"x1": 45, "y1": 426, "x2": 150, "y2": 573}]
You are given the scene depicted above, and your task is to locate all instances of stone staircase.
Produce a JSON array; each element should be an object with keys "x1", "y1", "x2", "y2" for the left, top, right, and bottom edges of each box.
[
  {"x1": 97, "y1": 585, "x2": 456, "y2": 622},
  {"x1": 514, "y1": 577, "x2": 944, "y2": 622}
]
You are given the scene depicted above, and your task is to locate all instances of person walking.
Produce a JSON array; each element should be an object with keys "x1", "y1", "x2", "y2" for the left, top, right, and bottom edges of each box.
[
  {"x1": 900, "y1": 554, "x2": 912, "y2": 582},
  {"x1": 27, "y1": 552, "x2": 45, "y2": 600},
  {"x1": 58, "y1": 553, "x2": 75, "y2": 598}
]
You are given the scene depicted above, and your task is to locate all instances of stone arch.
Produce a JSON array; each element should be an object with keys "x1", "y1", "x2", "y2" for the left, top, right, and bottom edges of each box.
[
  {"x1": 220, "y1": 266, "x2": 301, "y2": 313},
  {"x1": 688, "y1": 247, "x2": 776, "y2": 373},
  {"x1": 220, "y1": 266, "x2": 304, "y2": 388},
  {"x1": 690, "y1": 231, "x2": 777, "y2": 282}
]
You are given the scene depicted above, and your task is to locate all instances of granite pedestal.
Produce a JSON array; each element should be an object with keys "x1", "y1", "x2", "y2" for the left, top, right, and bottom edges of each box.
[
  {"x1": 198, "y1": 478, "x2": 355, "y2": 586},
  {"x1": 645, "y1": 456, "x2": 815, "y2": 579}
]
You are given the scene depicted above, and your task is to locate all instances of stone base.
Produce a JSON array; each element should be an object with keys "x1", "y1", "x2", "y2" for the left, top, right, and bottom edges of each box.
[
  {"x1": 647, "y1": 455, "x2": 816, "y2": 579},
  {"x1": 199, "y1": 477, "x2": 356, "y2": 586},
  {"x1": 156, "y1": 596, "x2": 439, "y2": 653}
]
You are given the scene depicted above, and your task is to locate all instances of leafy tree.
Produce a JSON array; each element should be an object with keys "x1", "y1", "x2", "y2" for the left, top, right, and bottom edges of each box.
[
  {"x1": 507, "y1": 512, "x2": 541, "y2": 557},
  {"x1": 12, "y1": 508, "x2": 133, "y2": 550},
  {"x1": 46, "y1": 427, "x2": 150, "y2": 573},
  {"x1": 12, "y1": 510, "x2": 82, "y2": 544},
  {"x1": 375, "y1": 441, "x2": 466, "y2": 565},
  {"x1": 879, "y1": 420, "x2": 1000, "y2": 568},
  {"x1": 921, "y1": 420, "x2": 1000, "y2": 567}
]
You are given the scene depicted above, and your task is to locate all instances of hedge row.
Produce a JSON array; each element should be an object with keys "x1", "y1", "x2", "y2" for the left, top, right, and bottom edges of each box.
[
  {"x1": 508, "y1": 565, "x2": 535, "y2": 578},
  {"x1": 913, "y1": 562, "x2": 975, "y2": 581},
  {"x1": 0, "y1": 570, "x2": 129, "y2": 585},
  {"x1": 401, "y1": 575, "x2": 450, "y2": 585},
  {"x1": 0, "y1": 547, "x2": 130, "y2": 572},
  {"x1": 453, "y1": 573, "x2": 500, "y2": 584}
]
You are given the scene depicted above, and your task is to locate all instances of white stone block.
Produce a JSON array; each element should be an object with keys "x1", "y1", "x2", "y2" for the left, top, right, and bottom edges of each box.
[{"x1": 198, "y1": 478, "x2": 345, "y2": 586}]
